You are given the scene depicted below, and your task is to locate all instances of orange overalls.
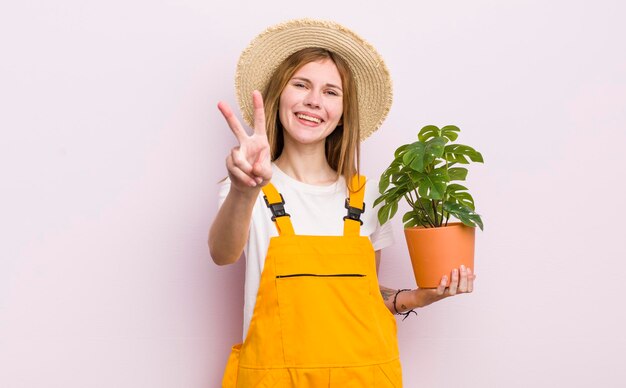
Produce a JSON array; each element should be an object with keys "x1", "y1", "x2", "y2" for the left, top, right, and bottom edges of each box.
[{"x1": 222, "y1": 175, "x2": 402, "y2": 387}]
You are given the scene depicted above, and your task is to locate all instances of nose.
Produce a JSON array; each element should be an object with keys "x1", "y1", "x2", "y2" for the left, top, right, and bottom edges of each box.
[{"x1": 303, "y1": 90, "x2": 321, "y2": 109}]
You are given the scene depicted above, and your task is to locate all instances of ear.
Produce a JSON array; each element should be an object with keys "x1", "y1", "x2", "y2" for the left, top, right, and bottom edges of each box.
[{"x1": 337, "y1": 116, "x2": 343, "y2": 126}]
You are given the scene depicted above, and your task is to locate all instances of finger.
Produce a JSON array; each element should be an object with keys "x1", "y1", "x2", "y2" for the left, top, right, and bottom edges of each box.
[
  {"x1": 467, "y1": 268, "x2": 474, "y2": 293},
  {"x1": 226, "y1": 153, "x2": 257, "y2": 187},
  {"x1": 218, "y1": 101, "x2": 249, "y2": 142},
  {"x1": 231, "y1": 147, "x2": 254, "y2": 175},
  {"x1": 448, "y1": 268, "x2": 459, "y2": 295},
  {"x1": 231, "y1": 147, "x2": 254, "y2": 176},
  {"x1": 252, "y1": 147, "x2": 271, "y2": 179},
  {"x1": 437, "y1": 275, "x2": 448, "y2": 296},
  {"x1": 252, "y1": 91, "x2": 267, "y2": 136},
  {"x1": 458, "y1": 265, "x2": 468, "y2": 293}
]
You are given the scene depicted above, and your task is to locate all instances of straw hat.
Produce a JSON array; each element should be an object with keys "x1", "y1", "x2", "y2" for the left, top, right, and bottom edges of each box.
[{"x1": 235, "y1": 18, "x2": 392, "y2": 140}]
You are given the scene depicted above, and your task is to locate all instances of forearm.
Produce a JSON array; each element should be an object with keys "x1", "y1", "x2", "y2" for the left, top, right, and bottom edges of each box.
[
  {"x1": 209, "y1": 186, "x2": 261, "y2": 265},
  {"x1": 379, "y1": 285, "x2": 422, "y2": 314}
]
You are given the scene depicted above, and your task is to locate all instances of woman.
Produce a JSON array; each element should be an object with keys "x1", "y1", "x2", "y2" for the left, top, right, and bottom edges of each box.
[{"x1": 209, "y1": 19, "x2": 475, "y2": 387}]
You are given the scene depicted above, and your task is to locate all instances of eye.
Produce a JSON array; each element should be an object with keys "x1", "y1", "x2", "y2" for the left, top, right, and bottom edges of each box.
[
  {"x1": 293, "y1": 82, "x2": 306, "y2": 88},
  {"x1": 325, "y1": 89, "x2": 340, "y2": 96}
]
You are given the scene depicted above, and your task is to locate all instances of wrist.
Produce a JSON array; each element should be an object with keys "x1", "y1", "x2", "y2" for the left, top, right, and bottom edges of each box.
[
  {"x1": 229, "y1": 184, "x2": 262, "y2": 199},
  {"x1": 410, "y1": 289, "x2": 425, "y2": 309},
  {"x1": 393, "y1": 289, "x2": 419, "y2": 321}
]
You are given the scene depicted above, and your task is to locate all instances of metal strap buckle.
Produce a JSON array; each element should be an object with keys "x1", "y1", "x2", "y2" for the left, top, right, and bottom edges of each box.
[
  {"x1": 343, "y1": 198, "x2": 365, "y2": 225},
  {"x1": 263, "y1": 194, "x2": 290, "y2": 222}
]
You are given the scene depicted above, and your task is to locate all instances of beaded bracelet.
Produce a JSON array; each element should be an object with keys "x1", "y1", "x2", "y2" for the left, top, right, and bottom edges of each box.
[{"x1": 392, "y1": 288, "x2": 418, "y2": 321}]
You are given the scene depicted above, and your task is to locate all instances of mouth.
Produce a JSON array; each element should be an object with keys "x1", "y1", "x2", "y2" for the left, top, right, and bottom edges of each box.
[{"x1": 295, "y1": 112, "x2": 324, "y2": 125}]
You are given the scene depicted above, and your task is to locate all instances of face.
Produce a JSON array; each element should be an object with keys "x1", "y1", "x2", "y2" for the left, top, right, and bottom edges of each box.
[{"x1": 278, "y1": 59, "x2": 344, "y2": 146}]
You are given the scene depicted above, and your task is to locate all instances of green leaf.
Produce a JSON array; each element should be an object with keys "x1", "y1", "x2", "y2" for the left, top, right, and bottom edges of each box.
[
  {"x1": 441, "y1": 125, "x2": 460, "y2": 142},
  {"x1": 389, "y1": 202, "x2": 399, "y2": 220},
  {"x1": 402, "y1": 142, "x2": 416, "y2": 166},
  {"x1": 377, "y1": 203, "x2": 392, "y2": 225},
  {"x1": 394, "y1": 143, "x2": 412, "y2": 158},
  {"x1": 426, "y1": 137, "x2": 446, "y2": 155},
  {"x1": 392, "y1": 177, "x2": 414, "y2": 199},
  {"x1": 404, "y1": 218, "x2": 420, "y2": 228},
  {"x1": 447, "y1": 167, "x2": 468, "y2": 181},
  {"x1": 402, "y1": 210, "x2": 414, "y2": 223},
  {"x1": 402, "y1": 208, "x2": 432, "y2": 228},
  {"x1": 447, "y1": 183, "x2": 468, "y2": 193},
  {"x1": 443, "y1": 202, "x2": 484, "y2": 230},
  {"x1": 445, "y1": 144, "x2": 484, "y2": 164},
  {"x1": 417, "y1": 171, "x2": 447, "y2": 200},
  {"x1": 432, "y1": 160, "x2": 444, "y2": 168},
  {"x1": 373, "y1": 195, "x2": 386, "y2": 208},
  {"x1": 408, "y1": 170, "x2": 425, "y2": 184},
  {"x1": 418, "y1": 125, "x2": 441, "y2": 142},
  {"x1": 431, "y1": 165, "x2": 451, "y2": 182},
  {"x1": 446, "y1": 183, "x2": 468, "y2": 192},
  {"x1": 378, "y1": 178, "x2": 390, "y2": 194},
  {"x1": 447, "y1": 154, "x2": 469, "y2": 164},
  {"x1": 408, "y1": 138, "x2": 446, "y2": 172},
  {"x1": 376, "y1": 186, "x2": 405, "y2": 208},
  {"x1": 377, "y1": 201, "x2": 400, "y2": 226},
  {"x1": 446, "y1": 183, "x2": 475, "y2": 210}
]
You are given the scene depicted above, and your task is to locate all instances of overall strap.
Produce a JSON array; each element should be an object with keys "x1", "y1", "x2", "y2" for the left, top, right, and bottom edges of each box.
[
  {"x1": 343, "y1": 174, "x2": 366, "y2": 237},
  {"x1": 261, "y1": 183, "x2": 295, "y2": 236}
]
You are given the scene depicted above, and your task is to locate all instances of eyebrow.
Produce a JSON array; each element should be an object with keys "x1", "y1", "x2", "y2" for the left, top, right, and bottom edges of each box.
[{"x1": 292, "y1": 77, "x2": 343, "y2": 91}]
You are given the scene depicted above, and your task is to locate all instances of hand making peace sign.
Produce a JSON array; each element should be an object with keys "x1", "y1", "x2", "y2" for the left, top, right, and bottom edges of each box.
[{"x1": 217, "y1": 90, "x2": 273, "y2": 192}]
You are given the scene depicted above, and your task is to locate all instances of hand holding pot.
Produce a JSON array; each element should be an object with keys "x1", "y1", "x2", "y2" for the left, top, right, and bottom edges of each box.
[{"x1": 412, "y1": 265, "x2": 476, "y2": 308}]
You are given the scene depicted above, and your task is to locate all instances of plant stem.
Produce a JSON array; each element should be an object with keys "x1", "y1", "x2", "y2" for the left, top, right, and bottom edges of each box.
[
  {"x1": 431, "y1": 199, "x2": 439, "y2": 226},
  {"x1": 403, "y1": 193, "x2": 418, "y2": 226},
  {"x1": 442, "y1": 153, "x2": 449, "y2": 228},
  {"x1": 410, "y1": 190, "x2": 435, "y2": 227},
  {"x1": 404, "y1": 193, "x2": 415, "y2": 209}
]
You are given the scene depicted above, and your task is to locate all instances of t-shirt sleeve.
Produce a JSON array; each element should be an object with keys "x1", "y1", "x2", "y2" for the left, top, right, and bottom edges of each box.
[
  {"x1": 217, "y1": 177, "x2": 231, "y2": 210},
  {"x1": 370, "y1": 214, "x2": 395, "y2": 251},
  {"x1": 366, "y1": 177, "x2": 395, "y2": 251}
]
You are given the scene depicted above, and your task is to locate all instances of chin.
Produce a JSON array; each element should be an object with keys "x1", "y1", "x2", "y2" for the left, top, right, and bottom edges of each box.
[{"x1": 294, "y1": 135, "x2": 325, "y2": 145}]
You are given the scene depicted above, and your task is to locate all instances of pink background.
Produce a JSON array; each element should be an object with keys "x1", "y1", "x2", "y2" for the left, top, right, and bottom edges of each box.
[{"x1": 1, "y1": 1, "x2": 625, "y2": 387}]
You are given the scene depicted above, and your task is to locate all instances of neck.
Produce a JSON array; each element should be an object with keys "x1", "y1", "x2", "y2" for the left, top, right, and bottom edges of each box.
[{"x1": 274, "y1": 142, "x2": 338, "y2": 186}]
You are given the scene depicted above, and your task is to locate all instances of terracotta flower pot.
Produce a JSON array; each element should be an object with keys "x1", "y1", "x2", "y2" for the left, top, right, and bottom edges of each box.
[{"x1": 403, "y1": 222, "x2": 475, "y2": 288}]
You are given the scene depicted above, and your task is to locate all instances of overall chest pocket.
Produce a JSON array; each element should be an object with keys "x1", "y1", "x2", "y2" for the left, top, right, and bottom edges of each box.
[{"x1": 274, "y1": 270, "x2": 378, "y2": 366}]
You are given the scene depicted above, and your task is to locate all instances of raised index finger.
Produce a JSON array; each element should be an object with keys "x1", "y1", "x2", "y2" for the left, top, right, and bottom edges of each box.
[
  {"x1": 217, "y1": 101, "x2": 248, "y2": 142},
  {"x1": 252, "y1": 90, "x2": 267, "y2": 136}
]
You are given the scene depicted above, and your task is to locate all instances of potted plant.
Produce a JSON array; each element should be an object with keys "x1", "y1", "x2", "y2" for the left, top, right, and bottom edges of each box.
[{"x1": 374, "y1": 125, "x2": 484, "y2": 288}]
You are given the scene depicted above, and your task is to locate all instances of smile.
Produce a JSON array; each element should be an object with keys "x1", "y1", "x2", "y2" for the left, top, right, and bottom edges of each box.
[{"x1": 296, "y1": 113, "x2": 323, "y2": 124}]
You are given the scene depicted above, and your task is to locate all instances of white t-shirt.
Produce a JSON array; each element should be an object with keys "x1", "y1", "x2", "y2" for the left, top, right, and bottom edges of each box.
[{"x1": 217, "y1": 163, "x2": 395, "y2": 339}]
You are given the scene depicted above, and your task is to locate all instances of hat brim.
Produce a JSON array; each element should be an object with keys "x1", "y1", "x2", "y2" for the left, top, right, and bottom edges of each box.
[{"x1": 235, "y1": 19, "x2": 392, "y2": 141}]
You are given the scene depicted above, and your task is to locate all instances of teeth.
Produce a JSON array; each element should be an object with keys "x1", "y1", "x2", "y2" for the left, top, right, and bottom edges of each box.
[{"x1": 296, "y1": 113, "x2": 322, "y2": 123}]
